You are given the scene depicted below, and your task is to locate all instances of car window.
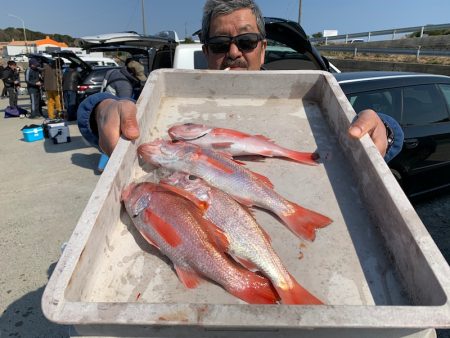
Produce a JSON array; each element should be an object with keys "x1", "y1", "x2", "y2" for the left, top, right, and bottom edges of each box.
[
  {"x1": 438, "y1": 84, "x2": 450, "y2": 110},
  {"x1": 403, "y1": 84, "x2": 450, "y2": 125},
  {"x1": 346, "y1": 88, "x2": 401, "y2": 121},
  {"x1": 264, "y1": 41, "x2": 319, "y2": 70}
]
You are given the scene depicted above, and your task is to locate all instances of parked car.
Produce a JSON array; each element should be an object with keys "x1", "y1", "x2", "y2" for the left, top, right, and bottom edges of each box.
[
  {"x1": 335, "y1": 71, "x2": 450, "y2": 198},
  {"x1": 79, "y1": 56, "x2": 119, "y2": 67}
]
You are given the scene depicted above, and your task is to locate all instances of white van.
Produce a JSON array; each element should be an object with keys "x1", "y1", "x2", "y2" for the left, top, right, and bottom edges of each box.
[{"x1": 79, "y1": 56, "x2": 119, "y2": 67}]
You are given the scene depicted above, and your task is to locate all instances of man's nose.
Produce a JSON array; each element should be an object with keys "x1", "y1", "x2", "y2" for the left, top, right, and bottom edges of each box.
[{"x1": 227, "y1": 42, "x2": 243, "y2": 59}]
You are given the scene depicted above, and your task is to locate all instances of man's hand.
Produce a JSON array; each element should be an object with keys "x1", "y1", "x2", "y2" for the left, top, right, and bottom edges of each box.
[
  {"x1": 348, "y1": 109, "x2": 388, "y2": 157},
  {"x1": 95, "y1": 99, "x2": 140, "y2": 156}
]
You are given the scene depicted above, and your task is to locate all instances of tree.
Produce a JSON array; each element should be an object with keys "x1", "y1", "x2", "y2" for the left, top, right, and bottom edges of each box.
[{"x1": 312, "y1": 32, "x2": 323, "y2": 38}]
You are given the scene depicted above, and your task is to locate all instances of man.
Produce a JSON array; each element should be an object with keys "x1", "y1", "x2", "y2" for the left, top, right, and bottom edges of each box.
[
  {"x1": 62, "y1": 63, "x2": 81, "y2": 121},
  {"x1": 101, "y1": 59, "x2": 147, "y2": 99},
  {"x1": 78, "y1": 0, "x2": 403, "y2": 162},
  {"x1": 43, "y1": 58, "x2": 64, "y2": 119},
  {"x1": 25, "y1": 58, "x2": 43, "y2": 119},
  {"x1": 3, "y1": 60, "x2": 20, "y2": 109}
]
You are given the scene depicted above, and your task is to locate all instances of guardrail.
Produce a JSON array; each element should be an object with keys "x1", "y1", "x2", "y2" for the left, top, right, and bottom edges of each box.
[
  {"x1": 317, "y1": 46, "x2": 450, "y2": 60},
  {"x1": 311, "y1": 23, "x2": 450, "y2": 44}
]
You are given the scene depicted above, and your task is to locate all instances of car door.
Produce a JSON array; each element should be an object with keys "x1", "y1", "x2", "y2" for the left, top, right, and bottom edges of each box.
[{"x1": 399, "y1": 83, "x2": 450, "y2": 195}]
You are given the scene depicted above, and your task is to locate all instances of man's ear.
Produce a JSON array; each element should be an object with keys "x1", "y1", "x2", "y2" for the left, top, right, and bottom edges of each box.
[{"x1": 260, "y1": 39, "x2": 267, "y2": 65}]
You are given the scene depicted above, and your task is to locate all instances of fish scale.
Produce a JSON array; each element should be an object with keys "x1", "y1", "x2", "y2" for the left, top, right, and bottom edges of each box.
[
  {"x1": 121, "y1": 182, "x2": 279, "y2": 304},
  {"x1": 138, "y1": 140, "x2": 332, "y2": 242},
  {"x1": 162, "y1": 172, "x2": 323, "y2": 304}
]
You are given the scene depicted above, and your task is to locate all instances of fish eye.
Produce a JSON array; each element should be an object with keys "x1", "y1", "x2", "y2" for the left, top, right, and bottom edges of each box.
[{"x1": 188, "y1": 175, "x2": 197, "y2": 180}]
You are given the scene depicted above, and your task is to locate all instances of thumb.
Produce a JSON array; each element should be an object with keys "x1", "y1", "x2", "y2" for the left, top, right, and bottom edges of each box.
[{"x1": 118, "y1": 100, "x2": 140, "y2": 140}]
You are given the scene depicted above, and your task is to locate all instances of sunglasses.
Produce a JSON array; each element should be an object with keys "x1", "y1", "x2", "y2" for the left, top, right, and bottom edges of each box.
[{"x1": 206, "y1": 33, "x2": 263, "y2": 54}]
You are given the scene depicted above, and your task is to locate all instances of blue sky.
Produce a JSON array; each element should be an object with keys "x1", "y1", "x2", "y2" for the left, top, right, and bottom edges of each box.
[{"x1": 1, "y1": 0, "x2": 449, "y2": 39}]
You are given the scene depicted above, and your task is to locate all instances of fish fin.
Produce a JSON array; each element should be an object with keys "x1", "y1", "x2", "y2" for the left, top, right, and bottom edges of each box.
[
  {"x1": 174, "y1": 265, "x2": 203, "y2": 289},
  {"x1": 282, "y1": 150, "x2": 319, "y2": 166},
  {"x1": 250, "y1": 171, "x2": 274, "y2": 189},
  {"x1": 232, "y1": 196, "x2": 254, "y2": 207},
  {"x1": 278, "y1": 202, "x2": 332, "y2": 241},
  {"x1": 202, "y1": 220, "x2": 230, "y2": 251},
  {"x1": 159, "y1": 183, "x2": 209, "y2": 212},
  {"x1": 143, "y1": 210, "x2": 182, "y2": 247},
  {"x1": 214, "y1": 150, "x2": 246, "y2": 166},
  {"x1": 213, "y1": 128, "x2": 249, "y2": 138},
  {"x1": 139, "y1": 230, "x2": 161, "y2": 250},
  {"x1": 235, "y1": 155, "x2": 266, "y2": 162},
  {"x1": 232, "y1": 159, "x2": 247, "y2": 166},
  {"x1": 253, "y1": 134, "x2": 275, "y2": 143},
  {"x1": 276, "y1": 275, "x2": 323, "y2": 305},
  {"x1": 241, "y1": 206, "x2": 272, "y2": 243},
  {"x1": 197, "y1": 153, "x2": 234, "y2": 174},
  {"x1": 258, "y1": 224, "x2": 272, "y2": 243},
  {"x1": 234, "y1": 256, "x2": 259, "y2": 271},
  {"x1": 229, "y1": 273, "x2": 279, "y2": 304},
  {"x1": 211, "y1": 142, "x2": 234, "y2": 149}
]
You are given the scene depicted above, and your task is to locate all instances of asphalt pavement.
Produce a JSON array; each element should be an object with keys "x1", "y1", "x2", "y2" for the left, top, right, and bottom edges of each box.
[
  {"x1": 1, "y1": 88, "x2": 449, "y2": 338},
  {"x1": 0, "y1": 91, "x2": 100, "y2": 337}
]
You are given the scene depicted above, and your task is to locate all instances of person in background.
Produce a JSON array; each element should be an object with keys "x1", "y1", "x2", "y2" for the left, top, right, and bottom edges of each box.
[
  {"x1": 25, "y1": 58, "x2": 43, "y2": 119},
  {"x1": 62, "y1": 63, "x2": 81, "y2": 121},
  {"x1": 43, "y1": 59, "x2": 64, "y2": 119},
  {"x1": 0, "y1": 60, "x2": 7, "y2": 99},
  {"x1": 3, "y1": 60, "x2": 20, "y2": 109},
  {"x1": 101, "y1": 59, "x2": 147, "y2": 99},
  {"x1": 77, "y1": 0, "x2": 403, "y2": 164}
]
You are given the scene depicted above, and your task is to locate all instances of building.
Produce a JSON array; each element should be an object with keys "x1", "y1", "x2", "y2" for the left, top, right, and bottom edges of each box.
[
  {"x1": 2, "y1": 36, "x2": 69, "y2": 57},
  {"x1": 35, "y1": 36, "x2": 68, "y2": 53}
]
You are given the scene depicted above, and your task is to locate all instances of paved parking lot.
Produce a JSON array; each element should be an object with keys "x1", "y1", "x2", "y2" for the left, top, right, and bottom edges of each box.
[
  {"x1": 0, "y1": 92, "x2": 100, "y2": 336},
  {"x1": 0, "y1": 89, "x2": 449, "y2": 337}
]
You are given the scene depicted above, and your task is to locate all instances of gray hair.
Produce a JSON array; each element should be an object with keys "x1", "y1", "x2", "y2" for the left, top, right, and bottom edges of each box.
[{"x1": 201, "y1": 0, "x2": 266, "y2": 43}]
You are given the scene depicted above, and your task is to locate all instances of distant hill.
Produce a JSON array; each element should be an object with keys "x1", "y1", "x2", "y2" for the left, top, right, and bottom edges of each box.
[{"x1": 0, "y1": 27, "x2": 76, "y2": 46}]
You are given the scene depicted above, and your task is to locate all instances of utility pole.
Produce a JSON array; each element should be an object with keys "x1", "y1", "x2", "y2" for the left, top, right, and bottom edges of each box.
[
  {"x1": 9, "y1": 13, "x2": 29, "y2": 54},
  {"x1": 141, "y1": 0, "x2": 147, "y2": 35},
  {"x1": 298, "y1": 0, "x2": 302, "y2": 25}
]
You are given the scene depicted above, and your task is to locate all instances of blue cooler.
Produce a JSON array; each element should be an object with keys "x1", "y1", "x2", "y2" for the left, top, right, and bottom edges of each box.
[{"x1": 22, "y1": 127, "x2": 44, "y2": 142}]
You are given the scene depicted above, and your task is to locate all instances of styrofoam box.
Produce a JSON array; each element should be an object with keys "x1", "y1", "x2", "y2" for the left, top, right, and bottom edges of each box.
[{"x1": 42, "y1": 70, "x2": 450, "y2": 337}]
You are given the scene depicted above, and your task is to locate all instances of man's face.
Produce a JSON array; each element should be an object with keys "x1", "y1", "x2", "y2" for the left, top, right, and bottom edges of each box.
[{"x1": 203, "y1": 8, "x2": 267, "y2": 70}]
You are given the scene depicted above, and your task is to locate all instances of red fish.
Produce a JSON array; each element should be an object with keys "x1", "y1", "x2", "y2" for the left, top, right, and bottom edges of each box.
[
  {"x1": 138, "y1": 140, "x2": 332, "y2": 241},
  {"x1": 162, "y1": 172, "x2": 323, "y2": 304},
  {"x1": 168, "y1": 123, "x2": 318, "y2": 165},
  {"x1": 121, "y1": 182, "x2": 279, "y2": 304}
]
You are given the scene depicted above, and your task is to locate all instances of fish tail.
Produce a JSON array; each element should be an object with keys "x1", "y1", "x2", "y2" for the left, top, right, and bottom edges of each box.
[
  {"x1": 229, "y1": 274, "x2": 279, "y2": 304},
  {"x1": 283, "y1": 150, "x2": 319, "y2": 166},
  {"x1": 276, "y1": 276, "x2": 323, "y2": 305},
  {"x1": 278, "y1": 202, "x2": 332, "y2": 241}
]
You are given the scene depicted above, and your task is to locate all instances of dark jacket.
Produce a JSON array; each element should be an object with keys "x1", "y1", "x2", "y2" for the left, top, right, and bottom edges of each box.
[
  {"x1": 101, "y1": 67, "x2": 142, "y2": 99},
  {"x1": 25, "y1": 67, "x2": 41, "y2": 90},
  {"x1": 3, "y1": 67, "x2": 19, "y2": 88},
  {"x1": 62, "y1": 68, "x2": 81, "y2": 91}
]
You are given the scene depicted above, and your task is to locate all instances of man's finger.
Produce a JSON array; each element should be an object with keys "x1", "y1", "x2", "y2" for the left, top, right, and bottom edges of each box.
[
  {"x1": 348, "y1": 109, "x2": 378, "y2": 139},
  {"x1": 98, "y1": 112, "x2": 121, "y2": 156},
  {"x1": 118, "y1": 100, "x2": 140, "y2": 140}
]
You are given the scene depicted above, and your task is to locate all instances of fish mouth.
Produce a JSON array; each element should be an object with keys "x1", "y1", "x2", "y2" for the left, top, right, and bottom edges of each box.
[
  {"x1": 168, "y1": 124, "x2": 211, "y2": 141},
  {"x1": 137, "y1": 140, "x2": 164, "y2": 156}
]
